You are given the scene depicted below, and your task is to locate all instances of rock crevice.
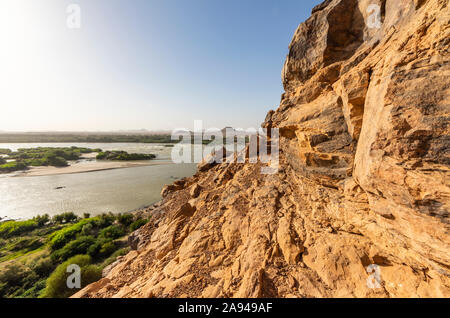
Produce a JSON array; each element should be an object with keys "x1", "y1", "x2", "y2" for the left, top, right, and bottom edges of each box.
[{"x1": 73, "y1": 0, "x2": 450, "y2": 298}]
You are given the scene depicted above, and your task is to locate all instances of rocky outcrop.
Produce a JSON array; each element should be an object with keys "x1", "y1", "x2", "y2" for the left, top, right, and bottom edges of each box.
[{"x1": 73, "y1": 0, "x2": 449, "y2": 298}]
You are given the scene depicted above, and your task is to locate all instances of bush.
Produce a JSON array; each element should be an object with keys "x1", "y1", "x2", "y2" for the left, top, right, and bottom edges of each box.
[
  {"x1": 96, "y1": 151, "x2": 155, "y2": 161},
  {"x1": 48, "y1": 218, "x2": 93, "y2": 250},
  {"x1": 0, "y1": 220, "x2": 38, "y2": 238},
  {"x1": 83, "y1": 213, "x2": 91, "y2": 219},
  {"x1": 23, "y1": 158, "x2": 46, "y2": 167},
  {"x1": 129, "y1": 219, "x2": 148, "y2": 232},
  {"x1": 0, "y1": 282, "x2": 7, "y2": 297},
  {"x1": 94, "y1": 213, "x2": 115, "y2": 228},
  {"x1": 8, "y1": 237, "x2": 43, "y2": 251},
  {"x1": 44, "y1": 154, "x2": 68, "y2": 167},
  {"x1": 99, "y1": 241, "x2": 117, "y2": 257},
  {"x1": 95, "y1": 152, "x2": 107, "y2": 160},
  {"x1": 117, "y1": 214, "x2": 134, "y2": 227},
  {"x1": 41, "y1": 255, "x2": 101, "y2": 298},
  {"x1": 86, "y1": 240, "x2": 107, "y2": 258},
  {"x1": 31, "y1": 257, "x2": 55, "y2": 277},
  {"x1": 0, "y1": 263, "x2": 29, "y2": 287},
  {"x1": 52, "y1": 212, "x2": 79, "y2": 224},
  {"x1": 0, "y1": 161, "x2": 28, "y2": 173},
  {"x1": 0, "y1": 148, "x2": 11, "y2": 155},
  {"x1": 86, "y1": 242, "x2": 102, "y2": 258},
  {"x1": 33, "y1": 214, "x2": 50, "y2": 227},
  {"x1": 98, "y1": 225, "x2": 124, "y2": 240},
  {"x1": 19, "y1": 279, "x2": 46, "y2": 298},
  {"x1": 87, "y1": 237, "x2": 118, "y2": 258},
  {"x1": 2, "y1": 147, "x2": 101, "y2": 171},
  {"x1": 81, "y1": 223, "x2": 93, "y2": 236},
  {"x1": 51, "y1": 236, "x2": 96, "y2": 262},
  {"x1": 0, "y1": 263, "x2": 37, "y2": 297}
]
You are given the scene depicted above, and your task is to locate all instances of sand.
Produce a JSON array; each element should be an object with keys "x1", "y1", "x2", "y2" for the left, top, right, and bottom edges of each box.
[
  {"x1": 14, "y1": 160, "x2": 172, "y2": 177},
  {"x1": 80, "y1": 152, "x2": 99, "y2": 159}
]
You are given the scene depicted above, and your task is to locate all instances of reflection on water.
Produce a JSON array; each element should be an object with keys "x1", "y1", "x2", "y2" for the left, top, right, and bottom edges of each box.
[
  {"x1": 0, "y1": 163, "x2": 197, "y2": 220},
  {"x1": 0, "y1": 143, "x2": 197, "y2": 220}
]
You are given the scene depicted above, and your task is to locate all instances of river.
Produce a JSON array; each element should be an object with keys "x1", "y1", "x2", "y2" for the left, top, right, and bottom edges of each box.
[{"x1": 0, "y1": 143, "x2": 197, "y2": 220}]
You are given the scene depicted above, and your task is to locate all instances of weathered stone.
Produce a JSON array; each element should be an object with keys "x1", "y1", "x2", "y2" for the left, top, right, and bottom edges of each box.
[
  {"x1": 190, "y1": 184, "x2": 202, "y2": 198},
  {"x1": 128, "y1": 231, "x2": 140, "y2": 251},
  {"x1": 73, "y1": 0, "x2": 450, "y2": 299}
]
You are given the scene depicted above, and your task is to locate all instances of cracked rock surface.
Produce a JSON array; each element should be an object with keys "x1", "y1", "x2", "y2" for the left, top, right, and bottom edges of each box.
[{"x1": 73, "y1": 0, "x2": 449, "y2": 298}]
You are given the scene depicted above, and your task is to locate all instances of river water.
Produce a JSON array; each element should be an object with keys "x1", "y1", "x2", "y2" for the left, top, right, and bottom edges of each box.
[{"x1": 0, "y1": 143, "x2": 197, "y2": 220}]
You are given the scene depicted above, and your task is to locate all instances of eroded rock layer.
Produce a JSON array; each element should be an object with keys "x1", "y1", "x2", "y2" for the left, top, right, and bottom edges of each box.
[{"x1": 74, "y1": 0, "x2": 450, "y2": 298}]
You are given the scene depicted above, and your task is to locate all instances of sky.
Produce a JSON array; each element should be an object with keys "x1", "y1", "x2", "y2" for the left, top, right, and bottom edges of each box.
[{"x1": 0, "y1": 0, "x2": 321, "y2": 132}]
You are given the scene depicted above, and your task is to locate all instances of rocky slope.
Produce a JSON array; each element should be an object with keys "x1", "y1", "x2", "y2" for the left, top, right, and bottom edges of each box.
[{"x1": 74, "y1": 0, "x2": 449, "y2": 298}]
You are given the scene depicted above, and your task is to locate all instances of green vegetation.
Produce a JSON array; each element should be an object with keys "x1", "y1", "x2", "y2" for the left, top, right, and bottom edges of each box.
[
  {"x1": 0, "y1": 146, "x2": 157, "y2": 173},
  {"x1": 0, "y1": 161, "x2": 27, "y2": 173},
  {"x1": 52, "y1": 212, "x2": 78, "y2": 224},
  {"x1": 0, "y1": 147, "x2": 102, "y2": 173},
  {"x1": 41, "y1": 255, "x2": 102, "y2": 298},
  {"x1": 0, "y1": 133, "x2": 178, "y2": 144},
  {"x1": 0, "y1": 133, "x2": 218, "y2": 144},
  {"x1": 0, "y1": 219, "x2": 40, "y2": 239},
  {"x1": 98, "y1": 225, "x2": 125, "y2": 240},
  {"x1": 0, "y1": 212, "x2": 148, "y2": 298},
  {"x1": 96, "y1": 151, "x2": 156, "y2": 161},
  {"x1": 129, "y1": 219, "x2": 148, "y2": 231},
  {"x1": 9, "y1": 147, "x2": 101, "y2": 166},
  {"x1": 0, "y1": 148, "x2": 12, "y2": 154},
  {"x1": 0, "y1": 261, "x2": 48, "y2": 298},
  {"x1": 50, "y1": 236, "x2": 96, "y2": 262}
]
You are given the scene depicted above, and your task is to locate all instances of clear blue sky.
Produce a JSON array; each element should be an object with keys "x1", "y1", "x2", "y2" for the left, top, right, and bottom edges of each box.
[{"x1": 0, "y1": 0, "x2": 321, "y2": 131}]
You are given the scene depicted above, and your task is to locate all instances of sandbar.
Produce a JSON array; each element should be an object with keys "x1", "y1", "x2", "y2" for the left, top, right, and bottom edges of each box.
[{"x1": 14, "y1": 160, "x2": 172, "y2": 177}]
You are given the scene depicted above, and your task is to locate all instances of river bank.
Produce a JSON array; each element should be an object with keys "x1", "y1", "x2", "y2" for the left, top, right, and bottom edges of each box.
[
  {"x1": 0, "y1": 142, "x2": 197, "y2": 221},
  {"x1": 14, "y1": 159, "x2": 171, "y2": 177}
]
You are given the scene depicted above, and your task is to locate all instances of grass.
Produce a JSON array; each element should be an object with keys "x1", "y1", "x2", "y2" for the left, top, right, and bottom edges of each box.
[
  {"x1": 0, "y1": 219, "x2": 39, "y2": 238},
  {"x1": 0, "y1": 245, "x2": 45, "y2": 263},
  {"x1": 96, "y1": 151, "x2": 156, "y2": 161},
  {"x1": 0, "y1": 212, "x2": 149, "y2": 298}
]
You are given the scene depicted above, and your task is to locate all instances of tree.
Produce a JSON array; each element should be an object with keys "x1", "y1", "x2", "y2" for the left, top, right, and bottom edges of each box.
[
  {"x1": 98, "y1": 225, "x2": 124, "y2": 240},
  {"x1": 34, "y1": 214, "x2": 50, "y2": 227},
  {"x1": 51, "y1": 236, "x2": 96, "y2": 262},
  {"x1": 129, "y1": 219, "x2": 148, "y2": 231},
  {"x1": 117, "y1": 214, "x2": 134, "y2": 227}
]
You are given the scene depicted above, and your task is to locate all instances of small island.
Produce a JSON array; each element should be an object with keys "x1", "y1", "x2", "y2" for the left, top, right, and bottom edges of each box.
[
  {"x1": 0, "y1": 147, "x2": 100, "y2": 173},
  {"x1": 0, "y1": 147, "x2": 158, "y2": 174},
  {"x1": 0, "y1": 148, "x2": 12, "y2": 155},
  {"x1": 96, "y1": 151, "x2": 156, "y2": 161}
]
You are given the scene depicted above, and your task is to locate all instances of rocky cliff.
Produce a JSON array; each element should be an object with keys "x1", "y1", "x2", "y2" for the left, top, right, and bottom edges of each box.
[{"x1": 74, "y1": 0, "x2": 450, "y2": 298}]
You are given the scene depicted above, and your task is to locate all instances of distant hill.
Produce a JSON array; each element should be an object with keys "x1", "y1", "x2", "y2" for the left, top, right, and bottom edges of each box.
[{"x1": 0, "y1": 132, "x2": 178, "y2": 143}]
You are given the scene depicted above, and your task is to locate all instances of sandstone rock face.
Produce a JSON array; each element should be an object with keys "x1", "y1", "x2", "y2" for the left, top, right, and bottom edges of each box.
[{"x1": 74, "y1": 0, "x2": 449, "y2": 298}]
